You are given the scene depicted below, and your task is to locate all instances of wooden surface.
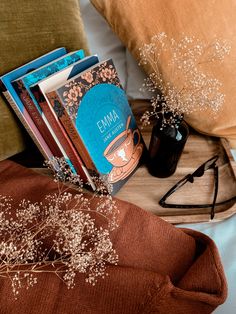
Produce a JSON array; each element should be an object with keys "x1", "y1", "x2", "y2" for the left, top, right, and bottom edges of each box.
[
  {"x1": 116, "y1": 132, "x2": 236, "y2": 223},
  {"x1": 115, "y1": 101, "x2": 236, "y2": 224},
  {"x1": 32, "y1": 100, "x2": 236, "y2": 224}
]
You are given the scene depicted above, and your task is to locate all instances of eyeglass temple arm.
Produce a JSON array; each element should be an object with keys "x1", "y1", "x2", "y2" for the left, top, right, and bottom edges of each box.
[
  {"x1": 159, "y1": 174, "x2": 192, "y2": 206},
  {"x1": 210, "y1": 165, "x2": 219, "y2": 220}
]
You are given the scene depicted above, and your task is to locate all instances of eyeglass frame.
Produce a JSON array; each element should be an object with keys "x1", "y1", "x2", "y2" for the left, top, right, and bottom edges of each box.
[{"x1": 159, "y1": 155, "x2": 236, "y2": 220}]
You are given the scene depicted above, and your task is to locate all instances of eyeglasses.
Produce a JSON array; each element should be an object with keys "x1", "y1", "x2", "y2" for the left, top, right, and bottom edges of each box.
[{"x1": 159, "y1": 155, "x2": 236, "y2": 220}]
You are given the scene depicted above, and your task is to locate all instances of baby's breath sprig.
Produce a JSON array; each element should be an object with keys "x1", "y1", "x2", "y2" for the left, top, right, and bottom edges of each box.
[
  {"x1": 139, "y1": 32, "x2": 231, "y2": 129},
  {"x1": 0, "y1": 158, "x2": 118, "y2": 298}
]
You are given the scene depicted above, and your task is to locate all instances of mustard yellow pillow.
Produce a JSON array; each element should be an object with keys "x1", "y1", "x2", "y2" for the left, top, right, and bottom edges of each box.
[
  {"x1": 91, "y1": 0, "x2": 236, "y2": 148},
  {"x1": 0, "y1": 0, "x2": 89, "y2": 160}
]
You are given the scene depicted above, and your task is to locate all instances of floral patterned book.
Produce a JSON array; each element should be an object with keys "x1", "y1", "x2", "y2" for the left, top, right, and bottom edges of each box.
[{"x1": 46, "y1": 59, "x2": 144, "y2": 194}]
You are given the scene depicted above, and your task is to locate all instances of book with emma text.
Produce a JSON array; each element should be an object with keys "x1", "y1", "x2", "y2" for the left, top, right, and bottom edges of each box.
[{"x1": 46, "y1": 59, "x2": 144, "y2": 194}]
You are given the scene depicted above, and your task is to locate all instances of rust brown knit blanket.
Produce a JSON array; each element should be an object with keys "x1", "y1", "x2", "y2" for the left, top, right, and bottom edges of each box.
[{"x1": 0, "y1": 160, "x2": 227, "y2": 313}]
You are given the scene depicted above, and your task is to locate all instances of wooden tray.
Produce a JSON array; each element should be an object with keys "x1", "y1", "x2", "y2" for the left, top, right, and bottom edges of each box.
[
  {"x1": 116, "y1": 101, "x2": 236, "y2": 224},
  {"x1": 30, "y1": 101, "x2": 236, "y2": 224}
]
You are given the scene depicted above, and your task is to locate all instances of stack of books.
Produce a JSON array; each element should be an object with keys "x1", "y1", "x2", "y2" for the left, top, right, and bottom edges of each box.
[{"x1": 0, "y1": 48, "x2": 144, "y2": 194}]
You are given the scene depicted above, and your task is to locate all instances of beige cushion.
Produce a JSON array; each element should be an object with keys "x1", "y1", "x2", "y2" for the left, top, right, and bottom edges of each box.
[
  {"x1": 91, "y1": 0, "x2": 236, "y2": 148},
  {"x1": 0, "y1": 0, "x2": 89, "y2": 160}
]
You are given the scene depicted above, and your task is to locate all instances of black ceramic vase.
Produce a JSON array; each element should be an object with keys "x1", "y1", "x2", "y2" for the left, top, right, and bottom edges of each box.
[{"x1": 148, "y1": 119, "x2": 189, "y2": 178}]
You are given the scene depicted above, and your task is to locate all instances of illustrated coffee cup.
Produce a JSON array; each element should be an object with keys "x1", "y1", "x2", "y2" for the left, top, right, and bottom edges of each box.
[{"x1": 104, "y1": 128, "x2": 141, "y2": 167}]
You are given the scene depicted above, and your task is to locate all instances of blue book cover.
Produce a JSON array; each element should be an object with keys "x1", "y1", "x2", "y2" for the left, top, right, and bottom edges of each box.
[
  {"x1": 10, "y1": 50, "x2": 86, "y2": 175},
  {"x1": 12, "y1": 49, "x2": 85, "y2": 113},
  {"x1": 0, "y1": 47, "x2": 67, "y2": 162},
  {"x1": 0, "y1": 47, "x2": 67, "y2": 114},
  {"x1": 54, "y1": 59, "x2": 145, "y2": 194}
]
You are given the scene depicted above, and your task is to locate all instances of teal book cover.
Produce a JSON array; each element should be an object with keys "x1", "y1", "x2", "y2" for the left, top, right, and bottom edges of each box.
[
  {"x1": 12, "y1": 49, "x2": 85, "y2": 113},
  {"x1": 11, "y1": 50, "x2": 86, "y2": 173},
  {"x1": 56, "y1": 59, "x2": 144, "y2": 194}
]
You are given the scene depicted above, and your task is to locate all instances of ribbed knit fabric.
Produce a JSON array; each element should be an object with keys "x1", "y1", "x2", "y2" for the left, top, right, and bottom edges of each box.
[{"x1": 0, "y1": 160, "x2": 227, "y2": 313}]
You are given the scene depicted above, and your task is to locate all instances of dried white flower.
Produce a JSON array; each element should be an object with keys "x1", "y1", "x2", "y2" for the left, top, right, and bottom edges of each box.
[
  {"x1": 139, "y1": 33, "x2": 231, "y2": 128},
  {"x1": 0, "y1": 159, "x2": 118, "y2": 298}
]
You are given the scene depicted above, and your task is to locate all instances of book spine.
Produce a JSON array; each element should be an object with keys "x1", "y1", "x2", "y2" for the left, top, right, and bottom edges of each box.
[
  {"x1": 12, "y1": 80, "x2": 63, "y2": 158},
  {"x1": 31, "y1": 85, "x2": 92, "y2": 184},
  {"x1": 0, "y1": 87, "x2": 52, "y2": 160},
  {"x1": 46, "y1": 90, "x2": 97, "y2": 173}
]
